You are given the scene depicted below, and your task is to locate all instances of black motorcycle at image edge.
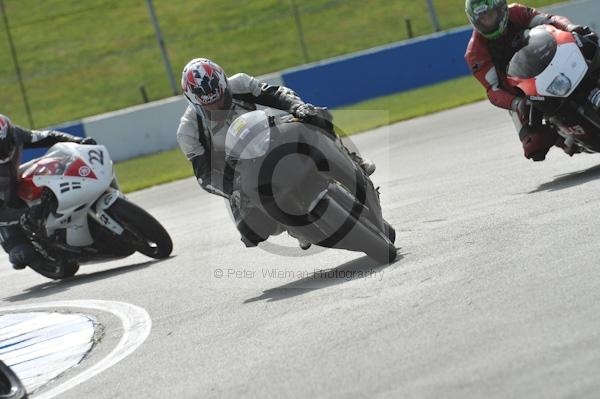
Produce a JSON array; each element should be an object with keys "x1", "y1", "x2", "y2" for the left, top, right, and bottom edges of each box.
[
  {"x1": 224, "y1": 109, "x2": 397, "y2": 263},
  {"x1": 0, "y1": 360, "x2": 27, "y2": 399}
]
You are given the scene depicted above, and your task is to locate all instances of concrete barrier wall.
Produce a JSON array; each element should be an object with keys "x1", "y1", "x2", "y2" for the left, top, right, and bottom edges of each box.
[
  {"x1": 29, "y1": 0, "x2": 598, "y2": 163},
  {"x1": 281, "y1": 27, "x2": 472, "y2": 108},
  {"x1": 82, "y1": 96, "x2": 187, "y2": 162}
]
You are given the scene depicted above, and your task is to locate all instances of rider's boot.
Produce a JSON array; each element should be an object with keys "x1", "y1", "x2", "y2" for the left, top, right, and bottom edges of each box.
[
  {"x1": 520, "y1": 125, "x2": 559, "y2": 161},
  {"x1": 288, "y1": 231, "x2": 311, "y2": 250},
  {"x1": 8, "y1": 243, "x2": 37, "y2": 270},
  {"x1": 297, "y1": 237, "x2": 311, "y2": 250},
  {"x1": 336, "y1": 138, "x2": 376, "y2": 175},
  {"x1": 0, "y1": 224, "x2": 37, "y2": 270},
  {"x1": 348, "y1": 152, "x2": 376, "y2": 176}
]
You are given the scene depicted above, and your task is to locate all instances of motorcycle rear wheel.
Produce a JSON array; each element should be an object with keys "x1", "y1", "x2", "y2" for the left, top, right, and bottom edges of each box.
[
  {"x1": 107, "y1": 198, "x2": 173, "y2": 259},
  {"x1": 28, "y1": 260, "x2": 79, "y2": 280}
]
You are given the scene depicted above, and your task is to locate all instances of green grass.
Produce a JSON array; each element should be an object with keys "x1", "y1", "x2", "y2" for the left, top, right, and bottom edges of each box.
[
  {"x1": 0, "y1": 0, "x2": 560, "y2": 128},
  {"x1": 114, "y1": 147, "x2": 191, "y2": 193},
  {"x1": 115, "y1": 74, "x2": 487, "y2": 192},
  {"x1": 332, "y1": 75, "x2": 486, "y2": 135}
]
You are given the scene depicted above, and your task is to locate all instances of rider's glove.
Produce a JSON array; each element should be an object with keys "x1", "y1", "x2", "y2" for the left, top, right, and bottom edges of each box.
[
  {"x1": 511, "y1": 97, "x2": 529, "y2": 125},
  {"x1": 80, "y1": 137, "x2": 97, "y2": 145},
  {"x1": 291, "y1": 103, "x2": 318, "y2": 120},
  {"x1": 292, "y1": 103, "x2": 335, "y2": 135},
  {"x1": 567, "y1": 24, "x2": 592, "y2": 36}
]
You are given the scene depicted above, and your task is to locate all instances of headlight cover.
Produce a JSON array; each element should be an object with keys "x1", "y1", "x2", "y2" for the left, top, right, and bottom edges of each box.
[{"x1": 546, "y1": 73, "x2": 572, "y2": 96}]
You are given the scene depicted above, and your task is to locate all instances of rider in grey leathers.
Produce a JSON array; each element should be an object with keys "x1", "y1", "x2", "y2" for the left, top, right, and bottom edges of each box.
[{"x1": 176, "y1": 58, "x2": 375, "y2": 248}]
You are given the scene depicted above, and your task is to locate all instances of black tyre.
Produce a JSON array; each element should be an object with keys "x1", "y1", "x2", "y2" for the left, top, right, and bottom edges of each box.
[
  {"x1": 383, "y1": 220, "x2": 396, "y2": 244},
  {"x1": 28, "y1": 260, "x2": 79, "y2": 280},
  {"x1": 356, "y1": 212, "x2": 396, "y2": 264},
  {"x1": 364, "y1": 230, "x2": 397, "y2": 264},
  {"x1": 0, "y1": 360, "x2": 27, "y2": 399},
  {"x1": 322, "y1": 184, "x2": 396, "y2": 264},
  {"x1": 107, "y1": 198, "x2": 173, "y2": 259}
]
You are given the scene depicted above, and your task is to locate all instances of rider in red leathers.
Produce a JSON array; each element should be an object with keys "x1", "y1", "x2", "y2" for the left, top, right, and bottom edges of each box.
[{"x1": 464, "y1": 0, "x2": 591, "y2": 161}]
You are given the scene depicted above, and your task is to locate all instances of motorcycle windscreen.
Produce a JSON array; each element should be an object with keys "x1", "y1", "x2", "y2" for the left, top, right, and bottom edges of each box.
[
  {"x1": 225, "y1": 110, "x2": 272, "y2": 161},
  {"x1": 20, "y1": 150, "x2": 73, "y2": 178},
  {"x1": 508, "y1": 28, "x2": 557, "y2": 79}
]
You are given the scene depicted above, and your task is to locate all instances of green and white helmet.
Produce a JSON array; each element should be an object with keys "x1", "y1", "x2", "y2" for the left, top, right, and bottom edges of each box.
[{"x1": 465, "y1": 0, "x2": 509, "y2": 39}]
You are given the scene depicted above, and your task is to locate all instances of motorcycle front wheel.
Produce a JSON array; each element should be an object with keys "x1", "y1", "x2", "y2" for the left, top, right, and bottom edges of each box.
[{"x1": 106, "y1": 198, "x2": 173, "y2": 259}]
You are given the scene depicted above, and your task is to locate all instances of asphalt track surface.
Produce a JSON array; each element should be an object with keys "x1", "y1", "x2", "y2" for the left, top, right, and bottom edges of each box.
[{"x1": 3, "y1": 101, "x2": 600, "y2": 398}]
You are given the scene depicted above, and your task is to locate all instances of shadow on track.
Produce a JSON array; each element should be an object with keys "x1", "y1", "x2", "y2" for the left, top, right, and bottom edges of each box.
[
  {"x1": 243, "y1": 251, "x2": 403, "y2": 303},
  {"x1": 530, "y1": 164, "x2": 600, "y2": 193},
  {"x1": 3, "y1": 257, "x2": 172, "y2": 302}
]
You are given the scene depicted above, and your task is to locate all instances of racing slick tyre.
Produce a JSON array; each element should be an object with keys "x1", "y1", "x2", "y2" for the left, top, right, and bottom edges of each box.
[
  {"x1": 363, "y1": 229, "x2": 397, "y2": 264},
  {"x1": 28, "y1": 260, "x2": 79, "y2": 280},
  {"x1": 383, "y1": 220, "x2": 396, "y2": 244},
  {"x1": 107, "y1": 198, "x2": 173, "y2": 259},
  {"x1": 324, "y1": 183, "x2": 397, "y2": 264}
]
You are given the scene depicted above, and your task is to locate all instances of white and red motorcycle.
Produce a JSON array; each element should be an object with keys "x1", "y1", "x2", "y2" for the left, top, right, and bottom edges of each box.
[
  {"x1": 16, "y1": 142, "x2": 172, "y2": 279},
  {"x1": 506, "y1": 25, "x2": 600, "y2": 151}
]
